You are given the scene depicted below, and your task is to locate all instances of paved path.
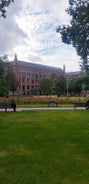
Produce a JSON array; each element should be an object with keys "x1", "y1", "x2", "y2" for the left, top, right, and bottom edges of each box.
[
  {"x1": 17, "y1": 107, "x2": 86, "y2": 111},
  {"x1": 0, "y1": 107, "x2": 86, "y2": 112}
]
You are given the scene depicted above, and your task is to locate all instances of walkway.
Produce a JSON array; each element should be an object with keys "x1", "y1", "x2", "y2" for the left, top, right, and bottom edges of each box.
[
  {"x1": 0, "y1": 107, "x2": 86, "y2": 112},
  {"x1": 17, "y1": 107, "x2": 86, "y2": 111}
]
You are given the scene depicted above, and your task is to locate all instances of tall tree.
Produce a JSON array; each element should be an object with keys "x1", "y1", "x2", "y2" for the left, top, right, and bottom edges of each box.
[
  {"x1": 0, "y1": 78, "x2": 9, "y2": 97},
  {"x1": 55, "y1": 76, "x2": 67, "y2": 95},
  {"x1": 39, "y1": 77, "x2": 54, "y2": 95},
  {"x1": 5, "y1": 69, "x2": 19, "y2": 95},
  {"x1": 57, "y1": 0, "x2": 89, "y2": 72},
  {"x1": 0, "y1": 56, "x2": 18, "y2": 96},
  {"x1": 0, "y1": 58, "x2": 5, "y2": 78},
  {"x1": 0, "y1": 57, "x2": 9, "y2": 96},
  {"x1": 0, "y1": 0, "x2": 14, "y2": 18}
]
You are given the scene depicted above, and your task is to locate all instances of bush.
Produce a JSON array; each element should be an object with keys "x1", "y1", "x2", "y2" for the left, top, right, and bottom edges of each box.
[{"x1": 0, "y1": 96, "x2": 85, "y2": 105}]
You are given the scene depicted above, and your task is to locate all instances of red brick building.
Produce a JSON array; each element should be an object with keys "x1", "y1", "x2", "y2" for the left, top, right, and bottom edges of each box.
[{"x1": 10, "y1": 56, "x2": 64, "y2": 95}]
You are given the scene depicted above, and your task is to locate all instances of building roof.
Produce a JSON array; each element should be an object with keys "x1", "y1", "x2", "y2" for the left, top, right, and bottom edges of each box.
[
  {"x1": 66, "y1": 71, "x2": 83, "y2": 77},
  {"x1": 11, "y1": 59, "x2": 62, "y2": 72}
]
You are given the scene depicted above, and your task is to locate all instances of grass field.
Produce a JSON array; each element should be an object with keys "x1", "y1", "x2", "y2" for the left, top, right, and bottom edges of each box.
[
  {"x1": 17, "y1": 103, "x2": 74, "y2": 108},
  {"x1": 0, "y1": 110, "x2": 89, "y2": 184}
]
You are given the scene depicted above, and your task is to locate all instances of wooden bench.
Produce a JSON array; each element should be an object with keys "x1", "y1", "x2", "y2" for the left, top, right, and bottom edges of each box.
[
  {"x1": 0, "y1": 102, "x2": 16, "y2": 112},
  {"x1": 74, "y1": 102, "x2": 86, "y2": 109},
  {"x1": 85, "y1": 101, "x2": 89, "y2": 110},
  {"x1": 48, "y1": 101, "x2": 58, "y2": 107}
]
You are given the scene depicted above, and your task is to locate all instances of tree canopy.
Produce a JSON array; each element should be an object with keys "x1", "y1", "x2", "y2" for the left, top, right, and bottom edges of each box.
[
  {"x1": 39, "y1": 77, "x2": 54, "y2": 95},
  {"x1": 0, "y1": 0, "x2": 14, "y2": 18},
  {"x1": 57, "y1": 0, "x2": 89, "y2": 72},
  {"x1": 0, "y1": 56, "x2": 18, "y2": 97}
]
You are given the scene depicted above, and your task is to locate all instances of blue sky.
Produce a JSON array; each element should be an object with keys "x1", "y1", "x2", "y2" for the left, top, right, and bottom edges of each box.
[{"x1": 0, "y1": 0, "x2": 81, "y2": 72}]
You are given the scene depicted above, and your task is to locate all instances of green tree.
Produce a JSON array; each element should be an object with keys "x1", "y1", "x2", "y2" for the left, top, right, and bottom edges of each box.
[
  {"x1": 0, "y1": 78, "x2": 9, "y2": 97},
  {"x1": 69, "y1": 78, "x2": 82, "y2": 95},
  {"x1": 68, "y1": 74, "x2": 89, "y2": 96},
  {"x1": 0, "y1": 56, "x2": 18, "y2": 96},
  {"x1": 5, "y1": 69, "x2": 19, "y2": 95},
  {"x1": 57, "y1": 0, "x2": 89, "y2": 72},
  {"x1": 0, "y1": 0, "x2": 14, "y2": 18},
  {"x1": 0, "y1": 58, "x2": 5, "y2": 78},
  {"x1": 0, "y1": 57, "x2": 9, "y2": 96},
  {"x1": 55, "y1": 76, "x2": 67, "y2": 95},
  {"x1": 39, "y1": 77, "x2": 54, "y2": 95},
  {"x1": 82, "y1": 74, "x2": 89, "y2": 92}
]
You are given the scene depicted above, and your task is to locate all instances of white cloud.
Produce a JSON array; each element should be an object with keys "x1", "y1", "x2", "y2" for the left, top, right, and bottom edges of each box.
[
  {"x1": 41, "y1": 44, "x2": 80, "y2": 72},
  {"x1": 0, "y1": 0, "x2": 81, "y2": 72},
  {"x1": 0, "y1": 0, "x2": 25, "y2": 55}
]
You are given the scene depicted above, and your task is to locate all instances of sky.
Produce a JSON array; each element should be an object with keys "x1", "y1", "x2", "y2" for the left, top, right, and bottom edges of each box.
[{"x1": 0, "y1": 0, "x2": 81, "y2": 72}]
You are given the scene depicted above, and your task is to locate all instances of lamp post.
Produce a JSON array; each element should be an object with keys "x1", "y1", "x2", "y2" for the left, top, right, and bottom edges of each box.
[{"x1": 67, "y1": 77, "x2": 69, "y2": 96}]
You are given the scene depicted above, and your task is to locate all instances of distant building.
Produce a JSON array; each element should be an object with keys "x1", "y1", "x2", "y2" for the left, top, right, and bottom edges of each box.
[
  {"x1": 10, "y1": 56, "x2": 64, "y2": 95},
  {"x1": 66, "y1": 71, "x2": 83, "y2": 79}
]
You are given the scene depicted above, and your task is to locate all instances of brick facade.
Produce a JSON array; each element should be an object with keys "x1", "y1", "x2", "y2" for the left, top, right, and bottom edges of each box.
[{"x1": 10, "y1": 57, "x2": 64, "y2": 95}]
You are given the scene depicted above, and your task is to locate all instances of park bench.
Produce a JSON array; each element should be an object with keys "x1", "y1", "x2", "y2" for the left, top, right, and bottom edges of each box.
[
  {"x1": 48, "y1": 101, "x2": 58, "y2": 107},
  {"x1": 74, "y1": 102, "x2": 86, "y2": 109},
  {"x1": 74, "y1": 101, "x2": 89, "y2": 110},
  {"x1": 0, "y1": 102, "x2": 16, "y2": 112}
]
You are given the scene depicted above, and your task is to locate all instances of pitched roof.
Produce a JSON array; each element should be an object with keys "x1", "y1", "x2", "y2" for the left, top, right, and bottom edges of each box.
[{"x1": 11, "y1": 59, "x2": 62, "y2": 72}]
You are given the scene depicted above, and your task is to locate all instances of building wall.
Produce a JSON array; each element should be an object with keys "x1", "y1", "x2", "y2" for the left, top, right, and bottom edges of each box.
[
  {"x1": 66, "y1": 71, "x2": 83, "y2": 79},
  {"x1": 11, "y1": 59, "x2": 64, "y2": 95}
]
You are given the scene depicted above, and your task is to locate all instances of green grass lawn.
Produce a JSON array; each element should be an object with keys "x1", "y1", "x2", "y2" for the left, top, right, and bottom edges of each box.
[
  {"x1": 0, "y1": 110, "x2": 89, "y2": 184},
  {"x1": 17, "y1": 103, "x2": 73, "y2": 108}
]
